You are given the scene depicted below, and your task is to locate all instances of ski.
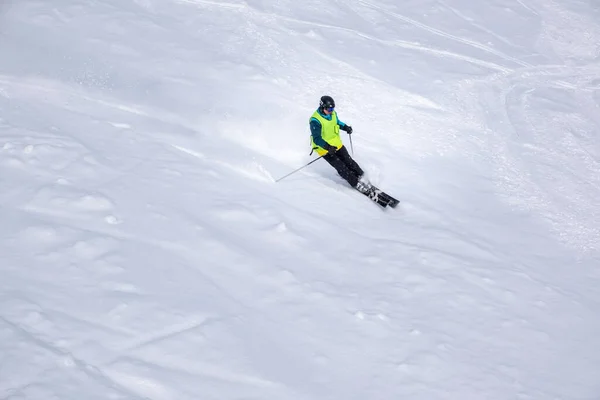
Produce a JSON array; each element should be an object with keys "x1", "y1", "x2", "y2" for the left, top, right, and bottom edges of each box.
[
  {"x1": 360, "y1": 186, "x2": 389, "y2": 207},
  {"x1": 355, "y1": 180, "x2": 399, "y2": 208},
  {"x1": 376, "y1": 189, "x2": 400, "y2": 208}
]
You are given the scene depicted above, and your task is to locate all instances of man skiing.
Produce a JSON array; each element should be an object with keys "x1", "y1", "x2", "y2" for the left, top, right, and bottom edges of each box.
[
  {"x1": 309, "y1": 95, "x2": 365, "y2": 189},
  {"x1": 308, "y1": 95, "x2": 399, "y2": 208}
]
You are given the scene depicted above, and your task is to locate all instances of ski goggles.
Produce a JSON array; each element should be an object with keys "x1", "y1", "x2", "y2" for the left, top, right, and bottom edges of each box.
[{"x1": 325, "y1": 106, "x2": 334, "y2": 112}]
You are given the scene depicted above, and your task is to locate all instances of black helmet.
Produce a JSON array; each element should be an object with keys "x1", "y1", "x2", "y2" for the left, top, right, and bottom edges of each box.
[{"x1": 319, "y1": 95, "x2": 335, "y2": 110}]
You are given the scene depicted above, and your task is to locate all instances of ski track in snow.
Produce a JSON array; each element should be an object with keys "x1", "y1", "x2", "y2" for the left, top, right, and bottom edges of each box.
[{"x1": 1, "y1": 0, "x2": 600, "y2": 400}]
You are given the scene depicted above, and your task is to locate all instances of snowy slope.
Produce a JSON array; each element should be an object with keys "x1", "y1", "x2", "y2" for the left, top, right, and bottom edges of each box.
[{"x1": 1, "y1": 0, "x2": 600, "y2": 399}]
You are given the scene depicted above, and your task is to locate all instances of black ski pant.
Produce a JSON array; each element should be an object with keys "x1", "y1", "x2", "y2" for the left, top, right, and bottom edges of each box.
[{"x1": 323, "y1": 145, "x2": 364, "y2": 187}]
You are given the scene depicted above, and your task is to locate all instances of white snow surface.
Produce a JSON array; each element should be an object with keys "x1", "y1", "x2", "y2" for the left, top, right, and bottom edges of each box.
[{"x1": 1, "y1": 0, "x2": 600, "y2": 399}]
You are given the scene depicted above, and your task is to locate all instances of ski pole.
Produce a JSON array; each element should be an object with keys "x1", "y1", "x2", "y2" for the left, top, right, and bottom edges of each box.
[
  {"x1": 349, "y1": 135, "x2": 354, "y2": 156},
  {"x1": 275, "y1": 155, "x2": 324, "y2": 182}
]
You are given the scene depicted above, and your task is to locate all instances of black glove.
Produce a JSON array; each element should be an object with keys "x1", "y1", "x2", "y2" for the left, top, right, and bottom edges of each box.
[
  {"x1": 325, "y1": 144, "x2": 338, "y2": 154},
  {"x1": 342, "y1": 125, "x2": 353, "y2": 134}
]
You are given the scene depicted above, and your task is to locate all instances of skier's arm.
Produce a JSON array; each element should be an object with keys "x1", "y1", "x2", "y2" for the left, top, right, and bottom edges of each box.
[
  {"x1": 337, "y1": 116, "x2": 352, "y2": 133},
  {"x1": 310, "y1": 118, "x2": 330, "y2": 148}
]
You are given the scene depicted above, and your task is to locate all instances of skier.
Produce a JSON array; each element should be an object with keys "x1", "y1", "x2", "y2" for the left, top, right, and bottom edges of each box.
[
  {"x1": 309, "y1": 95, "x2": 367, "y2": 190},
  {"x1": 305, "y1": 95, "x2": 399, "y2": 208}
]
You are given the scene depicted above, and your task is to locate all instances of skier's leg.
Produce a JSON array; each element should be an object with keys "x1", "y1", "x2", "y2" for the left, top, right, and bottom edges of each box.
[
  {"x1": 336, "y1": 146, "x2": 364, "y2": 178},
  {"x1": 323, "y1": 152, "x2": 360, "y2": 187}
]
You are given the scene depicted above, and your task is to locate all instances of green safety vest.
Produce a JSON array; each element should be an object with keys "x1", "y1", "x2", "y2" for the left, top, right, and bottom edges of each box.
[{"x1": 310, "y1": 110, "x2": 343, "y2": 156}]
